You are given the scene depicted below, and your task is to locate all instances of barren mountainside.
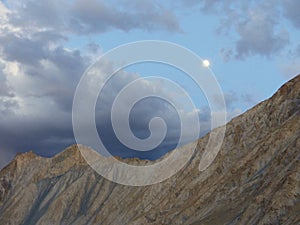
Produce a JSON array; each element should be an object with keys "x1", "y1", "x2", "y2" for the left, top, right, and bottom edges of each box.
[{"x1": 0, "y1": 75, "x2": 300, "y2": 225}]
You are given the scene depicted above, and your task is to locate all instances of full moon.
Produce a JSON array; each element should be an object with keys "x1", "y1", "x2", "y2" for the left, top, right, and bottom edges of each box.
[{"x1": 202, "y1": 59, "x2": 210, "y2": 67}]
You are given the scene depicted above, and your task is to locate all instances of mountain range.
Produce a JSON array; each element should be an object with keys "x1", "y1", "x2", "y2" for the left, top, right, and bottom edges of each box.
[{"x1": 0, "y1": 75, "x2": 299, "y2": 225}]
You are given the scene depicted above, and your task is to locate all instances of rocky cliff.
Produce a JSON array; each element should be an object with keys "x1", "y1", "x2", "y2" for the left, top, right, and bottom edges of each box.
[{"x1": 0, "y1": 75, "x2": 299, "y2": 225}]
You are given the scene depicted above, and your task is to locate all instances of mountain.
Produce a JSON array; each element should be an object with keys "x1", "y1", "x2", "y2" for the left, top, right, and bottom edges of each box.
[{"x1": 0, "y1": 75, "x2": 300, "y2": 225}]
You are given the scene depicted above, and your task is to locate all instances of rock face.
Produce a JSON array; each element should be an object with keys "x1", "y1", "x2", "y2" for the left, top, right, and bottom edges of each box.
[{"x1": 0, "y1": 75, "x2": 300, "y2": 225}]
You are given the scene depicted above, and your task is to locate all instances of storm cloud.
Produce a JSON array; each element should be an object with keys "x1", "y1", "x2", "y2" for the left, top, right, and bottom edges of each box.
[
  {"x1": 3, "y1": 0, "x2": 292, "y2": 168},
  {"x1": 0, "y1": 19, "x2": 206, "y2": 168}
]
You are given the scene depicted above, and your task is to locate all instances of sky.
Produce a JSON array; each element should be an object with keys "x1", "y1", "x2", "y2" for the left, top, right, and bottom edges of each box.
[{"x1": 0, "y1": 0, "x2": 300, "y2": 168}]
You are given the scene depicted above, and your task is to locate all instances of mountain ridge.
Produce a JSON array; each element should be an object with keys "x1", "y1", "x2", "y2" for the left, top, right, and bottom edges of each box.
[{"x1": 0, "y1": 74, "x2": 299, "y2": 225}]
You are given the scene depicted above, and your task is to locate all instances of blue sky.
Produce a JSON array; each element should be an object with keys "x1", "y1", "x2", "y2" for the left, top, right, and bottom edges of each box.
[
  {"x1": 62, "y1": 0, "x2": 300, "y2": 110},
  {"x1": 0, "y1": 0, "x2": 300, "y2": 168}
]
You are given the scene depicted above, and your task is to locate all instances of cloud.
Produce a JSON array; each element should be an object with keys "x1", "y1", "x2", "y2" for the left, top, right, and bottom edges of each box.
[
  {"x1": 70, "y1": 0, "x2": 181, "y2": 34},
  {"x1": 0, "y1": 0, "x2": 249, "y2": 169},
  {"x1": 283, "y1": 0, "x2": 300, "y2": 29},
  {"x1": 220, "y1": 48, "x2": 233, "y2": 62},
  {"x1": 6, "y1": 0, "x2": 181, "y2": 35},
  {"x1": 0, "y1": 109, "x2": 75, "y2": 164},
  {"x1": 179, "y1": 0, "x2": 294, "y2": 60},
  {"x1": 0, "y1": 0, "x2": 182, "y2": 168},
  {"x1": 0, "y1": 63, "x2": 14, "y2": 97},
  {"x1": 75, "y1": 63, "x2": 205, "y2": 159},
  {"x1": 0, "y1": 34, "x2": 47, "y2": 66},
  {"x1": 0, "y1": 40, "x2": 208, "y2": 168},
  {"x1": 221, "y1": 1, "x2": 290, "y2": 59},
  {"x1": 235, "y1": 5, "x2": 289, "y2": 58},
  {"x1": 8, "y1": 0, "x2": 65, "y2": 30}
]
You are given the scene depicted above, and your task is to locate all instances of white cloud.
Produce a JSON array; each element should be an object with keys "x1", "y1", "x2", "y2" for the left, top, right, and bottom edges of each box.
[{"x1": 0, "y1": 2, "x2": 9, "y2": 21}]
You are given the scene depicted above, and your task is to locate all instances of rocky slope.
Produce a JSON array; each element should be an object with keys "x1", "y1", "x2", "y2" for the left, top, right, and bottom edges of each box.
[{"x1": 0, "y1": 75, "x2": 300, "y2": 225}]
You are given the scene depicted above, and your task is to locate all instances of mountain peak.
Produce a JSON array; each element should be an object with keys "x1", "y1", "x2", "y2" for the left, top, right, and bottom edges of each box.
[
  {"x1": 52, "y1": 144, "x2": 84, "y2": 161},
  {"x1": 14, "y1": 150, "x2": 40, "y2": 161}
]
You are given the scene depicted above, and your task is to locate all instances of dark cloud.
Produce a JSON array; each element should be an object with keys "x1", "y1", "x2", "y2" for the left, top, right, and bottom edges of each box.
[
  {"x1": 0, "y1": 44, "x2": 86, "y2": 113},
  {"x1": 0, "y1": 98, "x2": 18, "y2": 115},
  {"x1": 0, "y1": 29, "x2": 67, "y2": 67},
  {"x1": 25, "y1": 48, "x2": 86, "y2": 112},
  {"x1": 283, "y1": 0, "x2": 300, "y2": 29},
  {"x1": 0, "y1": 147, "x2": 16, "y2": 169},
  {"x1": 89, "y1": 68, "x2": 204, "y2": 159},
  {"x1": 0, "y1": 9, "x2": 89, "y2": 167},
  {"x1": 96, "y1": 96, "x2": 183, "y2": 159},
  {"x1": 0, "y1": 34, "x2": 46, "y2": 66},
  {"x1": 0, "y1": 112, "x2": 75, "y2": 160},
  {"x1": 0, "y1": 50, "x2": 208, "y2": 168}
]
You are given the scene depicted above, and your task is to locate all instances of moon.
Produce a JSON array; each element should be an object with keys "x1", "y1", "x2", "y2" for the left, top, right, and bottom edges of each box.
[{"x1": 202, "y1": 59, "x2": 210, "y2": 67}]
